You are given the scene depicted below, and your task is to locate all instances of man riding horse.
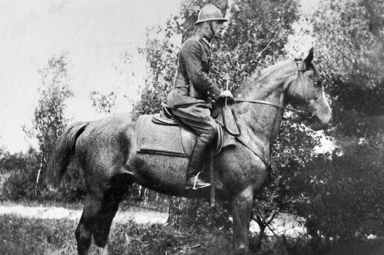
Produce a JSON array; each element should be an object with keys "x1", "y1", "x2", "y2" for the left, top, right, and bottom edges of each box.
[{"x1": 167, "y1": 4, "x2": 233, "y2": 190}]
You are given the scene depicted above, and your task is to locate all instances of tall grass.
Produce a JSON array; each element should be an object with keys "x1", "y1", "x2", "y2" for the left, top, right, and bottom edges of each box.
[
  {"x1": 2, "y1": 212, "x2": 384, "y2": 255},
  {"x1": 0, "y1": 214, "x2": 234, "y2": 255}
]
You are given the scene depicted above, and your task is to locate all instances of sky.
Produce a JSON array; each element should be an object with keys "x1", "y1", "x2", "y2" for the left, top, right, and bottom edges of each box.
[
  {"x1": 0, "y1": 0, "x2": 180, "y2": 152},
  {"x1": 0, "y1": 0, "x2": 319, "y2": 153}
]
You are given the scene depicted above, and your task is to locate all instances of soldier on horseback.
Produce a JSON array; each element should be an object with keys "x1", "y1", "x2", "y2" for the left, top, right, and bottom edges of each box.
[{"x1": 167, "y1": 4, "x2": 233, "y2": 189}]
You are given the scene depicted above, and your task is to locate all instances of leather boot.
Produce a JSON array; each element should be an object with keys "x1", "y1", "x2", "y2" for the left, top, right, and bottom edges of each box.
[{"x1": 185, "y1": 139, "x2": 211, "y2": 189}]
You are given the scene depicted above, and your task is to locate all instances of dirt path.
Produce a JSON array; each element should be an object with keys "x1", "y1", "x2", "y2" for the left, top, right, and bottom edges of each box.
[
  {"x1": 0, "y1": 204, "x2": 168, "y2": 225},
  {"x1": 0, "y1": 203, "x2": 306, "y2": 237}
]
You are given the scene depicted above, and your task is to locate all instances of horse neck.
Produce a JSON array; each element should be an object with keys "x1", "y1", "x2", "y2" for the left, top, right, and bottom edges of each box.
[{"x1": 234, "y1": 61, "x2": 297, "y2": 144}]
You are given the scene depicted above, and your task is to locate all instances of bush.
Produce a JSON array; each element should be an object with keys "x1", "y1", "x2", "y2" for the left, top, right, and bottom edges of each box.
[
  {"x1": 167, "y1": 197, "x2": 232, "y2": 232},
  {"x1": 2, "y1": 168, "x2": 38, "y2": 201},
  {"x1": 0, "y1": 149, "x2": 86, "y2": 203}
]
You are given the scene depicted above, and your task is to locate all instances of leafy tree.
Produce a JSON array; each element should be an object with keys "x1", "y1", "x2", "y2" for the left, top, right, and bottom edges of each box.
[
  {"x1": 26, "y1": 52, "x2": 73, "y2": 159},
  {"x1": 23, "y1": 52, "x2": 74, "y2": 197},
  {"x1": 291, "y1": 0, "x2": 384, "y2": 249},
  {"x1": 212, "y1": 0, "x2": 299, "y2": 89}
]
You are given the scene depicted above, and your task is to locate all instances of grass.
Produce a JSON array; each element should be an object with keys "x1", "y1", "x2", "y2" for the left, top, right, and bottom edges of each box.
[
  {"x1": 0, "y1": 214, "x2": 77, "y2": 255},
  {"x1": 2, "y1": 210, "x2": 384, "y2": 255},
  {"x1": 0, "y1": 213, "x2": 234, "y2": 255}
]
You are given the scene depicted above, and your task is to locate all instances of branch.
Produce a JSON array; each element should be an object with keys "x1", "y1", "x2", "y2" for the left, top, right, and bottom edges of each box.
[
  {"x1": 257, "y1": 213, "x2": 288, "y2": 255},
  {"x1": 257, "y1": 25, "x2": 284, "y2": 59}
]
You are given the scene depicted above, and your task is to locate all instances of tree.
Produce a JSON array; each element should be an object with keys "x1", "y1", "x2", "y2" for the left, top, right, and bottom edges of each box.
[
  {"x1": 24, "y1": 52, "x2": 74, "y2": 195},
  {"x1": 291, "y1": 0, "x2": 384, "y2": 249},
  {"x1": 90, "y1": 91, "x2": 117, "y2": 114}
]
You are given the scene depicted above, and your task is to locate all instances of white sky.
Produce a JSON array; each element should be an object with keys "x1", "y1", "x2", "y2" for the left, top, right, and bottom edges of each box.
[
  {"x1": 0, "y1": 0, "x2": 319, "y2": 153},
  {"x1": 0, "y1": 0, "x2": 180, "y2": 152}
]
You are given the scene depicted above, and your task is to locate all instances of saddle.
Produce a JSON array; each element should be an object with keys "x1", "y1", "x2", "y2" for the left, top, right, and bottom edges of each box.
[{"x1": 137, "y1": 105, "x2": 240, "y2": 158}]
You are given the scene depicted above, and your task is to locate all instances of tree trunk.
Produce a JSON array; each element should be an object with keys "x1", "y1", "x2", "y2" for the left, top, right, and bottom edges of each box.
[{"x1": 166, "y1": 197, "x2": 190, "y2": 228}]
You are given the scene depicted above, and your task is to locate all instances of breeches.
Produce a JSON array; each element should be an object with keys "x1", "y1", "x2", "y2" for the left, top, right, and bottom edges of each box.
[{"x1": 172, "y1": 104, "x2": 218, "y2": 143}]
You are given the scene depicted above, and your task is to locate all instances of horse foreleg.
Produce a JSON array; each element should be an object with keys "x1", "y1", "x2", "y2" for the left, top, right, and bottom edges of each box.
[{"x1": 231, "y1": 186, "x2": 254, "y2": 255}]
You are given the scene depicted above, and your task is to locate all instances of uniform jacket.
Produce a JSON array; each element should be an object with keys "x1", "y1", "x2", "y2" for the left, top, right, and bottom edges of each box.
[{"x1": 167, "y1": 35, "x2": 221, "y2": 108}]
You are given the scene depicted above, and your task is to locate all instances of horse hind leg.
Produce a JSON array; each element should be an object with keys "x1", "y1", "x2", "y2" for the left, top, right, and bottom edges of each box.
[{"x1": 75, "y1": 172, "x2": 132, "y2": 255}]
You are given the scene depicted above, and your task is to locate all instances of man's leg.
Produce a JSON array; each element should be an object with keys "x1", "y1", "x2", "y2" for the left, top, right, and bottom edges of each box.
[
  {"x1": 172, "y1": 104, "x2": 217, "y2": 189},
  {"x1": 186, "y1": 137, "x2": 211, "y2": 189}
]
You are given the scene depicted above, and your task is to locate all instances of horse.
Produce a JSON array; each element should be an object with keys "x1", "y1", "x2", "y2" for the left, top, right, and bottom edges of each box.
[{"x1": 47, "y1": 48, "x2": 331, "y2": 255}]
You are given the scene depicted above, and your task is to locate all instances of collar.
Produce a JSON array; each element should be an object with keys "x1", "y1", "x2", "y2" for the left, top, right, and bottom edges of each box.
[{"x1": 201, "y1": 37, "x2": 211, "y2": 48}]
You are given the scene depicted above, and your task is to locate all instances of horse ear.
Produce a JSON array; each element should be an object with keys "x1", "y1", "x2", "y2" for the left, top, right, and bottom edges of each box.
[{"x1": 303, "y1": 47, "x2": 314, "y2": 65}]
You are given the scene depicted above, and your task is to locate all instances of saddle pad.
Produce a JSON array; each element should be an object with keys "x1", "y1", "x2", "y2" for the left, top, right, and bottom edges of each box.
[{"x1": 137, "y1": 115, "x2": 187, "y2": 157}]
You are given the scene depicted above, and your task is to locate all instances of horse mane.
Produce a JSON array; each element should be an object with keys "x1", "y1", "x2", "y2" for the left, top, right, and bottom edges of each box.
[{"x1": 236, "y1": 59, "x2": 294, "y2": 98}]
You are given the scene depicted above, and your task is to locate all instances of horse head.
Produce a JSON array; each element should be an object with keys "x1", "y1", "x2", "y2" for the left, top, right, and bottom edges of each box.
[{"x1": 286, "y1": 48, "x2": 332, "y2": 130}]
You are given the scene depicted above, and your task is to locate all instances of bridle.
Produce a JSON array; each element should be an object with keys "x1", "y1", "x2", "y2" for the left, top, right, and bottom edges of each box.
[{"x1": 233, "y1": 59, "x2": 316, "y2": 119}]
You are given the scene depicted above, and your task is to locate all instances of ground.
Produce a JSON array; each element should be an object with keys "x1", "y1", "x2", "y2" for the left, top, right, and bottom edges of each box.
[
  {"x1": 2, "y1": 203, "x2": 384, "y2": 254},
  {"x1": 0, "y1": 203, "x2": 168, "y2": 225}
]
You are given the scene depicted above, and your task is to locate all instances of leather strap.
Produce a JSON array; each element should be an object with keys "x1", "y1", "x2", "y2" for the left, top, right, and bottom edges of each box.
[{"x1": 233, "y1": 99, "x2": 308, "y2": 115}]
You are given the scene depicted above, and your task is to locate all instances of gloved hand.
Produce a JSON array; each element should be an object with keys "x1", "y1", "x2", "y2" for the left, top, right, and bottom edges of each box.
[
  {"x1": 218, "y1": 90, "x2": 234, "y2": 105},
  {"x1": 220, "y1": 90, "x2": 233, "y2": 99}
]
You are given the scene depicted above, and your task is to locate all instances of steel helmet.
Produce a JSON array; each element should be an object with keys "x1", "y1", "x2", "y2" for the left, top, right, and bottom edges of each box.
[{"x1": 195, "y1": 4, "x2": 228, "y2": 25}]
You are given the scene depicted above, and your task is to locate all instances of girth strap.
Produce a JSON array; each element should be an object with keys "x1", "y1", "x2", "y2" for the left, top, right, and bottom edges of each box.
[{"x1": 236, "y1": 136, "x2": 271, "y2": 171}]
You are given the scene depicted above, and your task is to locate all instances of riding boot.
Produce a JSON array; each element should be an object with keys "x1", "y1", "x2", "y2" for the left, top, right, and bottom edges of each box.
[{"x1": 186, "y1": 139, "x2": 211, "y2": 189}]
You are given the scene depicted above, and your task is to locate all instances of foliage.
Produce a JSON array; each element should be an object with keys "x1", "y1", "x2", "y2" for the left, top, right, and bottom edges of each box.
[
  {"x1": 211, "y1": 0, "x2": 299, "y2": 90},
  {"x1": 166, "y1": 197, "x2": 232, "y2": 231},
  {"x1": 1, "y1": 149, "x2": 40, "y2": 201},
  {"x1": 292, "y1": 0, "x2": 384, "y2": 247},
  {"x1": 133, "y1": 21, "x2": 180, "y2": 115},
  {"x1": 90, "y1": 91, "x2": 116, "y2": 114},
  {"x1": 1, "y1": 53, "x2": 85, "y2": 202},
  {"x1": 309, "y1": 0, "x2": 384, "y2": 135},
  {"x1": 291, "y1": 144, "x2": 384, "y2": 241},
  {"x1": 24, "y1": 52, "x2": 74, "y2": 158}
]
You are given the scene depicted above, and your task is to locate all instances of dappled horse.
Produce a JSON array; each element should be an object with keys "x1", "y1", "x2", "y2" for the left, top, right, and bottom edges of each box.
[{"x1": 47, "y1": 48, "x2": 331, "y2": 255}]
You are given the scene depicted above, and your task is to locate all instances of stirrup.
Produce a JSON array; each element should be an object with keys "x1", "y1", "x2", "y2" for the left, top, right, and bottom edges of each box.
[
  {"x1": 192, "y1": 172, "x2": 202, "y2": 190},
  {"x1": 186, "y1": 172, "x2": 211, "y2": 190}
]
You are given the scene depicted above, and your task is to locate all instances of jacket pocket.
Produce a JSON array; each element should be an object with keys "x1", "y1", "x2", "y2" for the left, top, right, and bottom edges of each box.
[
  {"x1": 201, "y1": 51, "x2": 210, "y2": 73},
  {"x1": 174, "y1": 73, "x2": 189, "y2": 96}
]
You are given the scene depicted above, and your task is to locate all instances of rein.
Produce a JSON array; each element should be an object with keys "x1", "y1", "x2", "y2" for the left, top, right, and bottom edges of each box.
[
  {"x1": 231, "y1": 60, "x2": 315, "y2": 119},
  {"x1": 233, "y1": 99, "x2": 313, "y2": 118}
]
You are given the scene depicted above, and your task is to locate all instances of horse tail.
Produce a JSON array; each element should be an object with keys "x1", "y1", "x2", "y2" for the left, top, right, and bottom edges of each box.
[{"x1": 47, "y1": 121, "x2": 88, "y2": 190}]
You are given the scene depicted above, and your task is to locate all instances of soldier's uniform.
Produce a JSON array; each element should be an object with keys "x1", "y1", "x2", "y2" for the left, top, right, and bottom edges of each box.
[
  {"x1": 166, "y1": 4, "x2": 229, "y2": 189},
  {"x1": 167, "y1": 35, "x2": 221, "y2": 144}
]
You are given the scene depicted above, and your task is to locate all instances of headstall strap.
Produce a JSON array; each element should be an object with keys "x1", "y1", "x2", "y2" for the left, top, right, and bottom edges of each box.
[{"x1": 233, "y1": 60, "x2": 311, "y2": 116}]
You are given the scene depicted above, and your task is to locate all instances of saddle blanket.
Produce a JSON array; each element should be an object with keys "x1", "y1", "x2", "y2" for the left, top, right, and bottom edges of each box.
[
  {"x1": 137, "y1": 114, "x2": 186, "y2": 157},
  {"x1": 136, "y1": 114, "x2": 236, "y2": 157}
]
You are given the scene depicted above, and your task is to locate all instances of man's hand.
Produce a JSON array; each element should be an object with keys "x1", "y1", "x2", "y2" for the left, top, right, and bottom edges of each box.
[
  {"x1": 218, "y1": 90, "x2": 234, "y2": 105},
  {"x1": 220, "y1": 90, "x2": 233, "y2": 99}
]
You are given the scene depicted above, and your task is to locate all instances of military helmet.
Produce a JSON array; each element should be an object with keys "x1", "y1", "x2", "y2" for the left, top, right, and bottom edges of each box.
[{"x1": 195, "y1": 4, "x2": 228, "y2": 25}]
